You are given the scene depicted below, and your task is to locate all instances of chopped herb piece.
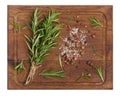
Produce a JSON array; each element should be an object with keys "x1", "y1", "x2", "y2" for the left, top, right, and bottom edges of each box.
[
  {"x1": 14, "y1": 61, "x2": 25, "y2": 73},
  {"x1": 89, "y1": 16, "x2": 102, "y2": 27},
  {"x1": 95, "y1": 66, "x2": 104, "y2": 82},
  {"x1": 40, "y1": 70, "x2": 65, "y2": 78},
  {"x1": 76, "y1": 73, "x2": 91, "y2": 81},
  {"x1": 12, "y1": 21, "x2": 21, "y2": 32},
  {"x1": 12, "y1": 21, "x2": 27, "y2": 32}
]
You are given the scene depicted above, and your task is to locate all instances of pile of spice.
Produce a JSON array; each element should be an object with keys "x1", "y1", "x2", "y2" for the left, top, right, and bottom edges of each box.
[{"x1": 59, "y1": 27, "x2": 88, "y2": 64}]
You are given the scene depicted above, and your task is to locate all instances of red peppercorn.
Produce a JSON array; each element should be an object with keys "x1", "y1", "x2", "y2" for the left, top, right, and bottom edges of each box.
[{"x1": 91, "y1": 33, "x2": 96, "y2": 38}]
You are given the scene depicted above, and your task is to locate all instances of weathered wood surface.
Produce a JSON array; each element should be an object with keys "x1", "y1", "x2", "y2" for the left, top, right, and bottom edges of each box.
[{"x1": 8, "y1": 5, "x2": 112, "y2": 89}]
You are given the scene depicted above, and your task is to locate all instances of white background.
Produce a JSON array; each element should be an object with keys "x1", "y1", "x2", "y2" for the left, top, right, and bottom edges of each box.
[{"x1": 0, "y1": 0, "x2": 119, "y2": 96}]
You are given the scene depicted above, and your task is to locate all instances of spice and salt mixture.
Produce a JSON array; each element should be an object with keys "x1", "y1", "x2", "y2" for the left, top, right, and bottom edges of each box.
[{"x1": 59, "y1": 27, "x2": 89, "y2": 64}]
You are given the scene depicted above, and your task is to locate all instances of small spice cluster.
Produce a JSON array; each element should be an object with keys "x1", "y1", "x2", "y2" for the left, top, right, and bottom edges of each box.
[{"x1": 59, "y1": 27, "x2": 88, "y2": 64}]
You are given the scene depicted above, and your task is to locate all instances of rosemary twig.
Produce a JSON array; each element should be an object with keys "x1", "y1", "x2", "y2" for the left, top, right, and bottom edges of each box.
[
  {"x1": 40, "y1": 70, "x2": 65, "y2": 78},
  {"x1": 89, "y1": 16, "x2": 102, "y2": 27},
  {"x1": 14, "y1": 61, "x2": 25, "y2": 73},
  {"x1": 12, "y1": 21, "x2": 27, "y2": 32},
  {"x1": 91, "y1": 46, "x2": 103, "y2": 58},
  {"x1": 76, "y1": 73, "x2": 91, "y2": 81},
  {"x1": 25, "y1": 8, "x2": 61, "y2": 85},
  {"x1": 12, "y1": 21, "x2": 21, "y2": 32},
  {"x1": 95, "y1": 66, "x2": 104, "y2": 82}
]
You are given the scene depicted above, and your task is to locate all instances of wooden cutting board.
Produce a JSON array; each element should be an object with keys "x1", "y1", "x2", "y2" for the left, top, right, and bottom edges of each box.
[{"x1": 8, "y1": 5, "x2": 113, "y2": 89}]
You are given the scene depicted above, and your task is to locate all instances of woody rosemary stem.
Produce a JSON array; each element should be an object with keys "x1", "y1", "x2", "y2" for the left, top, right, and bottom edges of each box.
[{"x1": 25, "y1": 62, "x2": 41, "y2": 85}]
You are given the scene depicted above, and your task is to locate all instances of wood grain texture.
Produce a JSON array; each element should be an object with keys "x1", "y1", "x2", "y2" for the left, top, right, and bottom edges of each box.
[{"x1": 8, "y1": 5, "x2": 113, "y2": 89}]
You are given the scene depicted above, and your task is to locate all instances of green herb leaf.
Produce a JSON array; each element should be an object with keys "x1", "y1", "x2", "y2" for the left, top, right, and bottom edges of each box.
[
  {"x1": 89, "y1": 16, "x2": 102, "y2": 27},
  {"x1": 12, "y1": 21, "x2": 27, "y2": 32},
  {"x1": 12, "y1": 21, "x2": 21, "y2": 32},
  {"x1": 14, "y1": 61, "x2": 25, "y2": 73},
  {"x1": 40, "y1": 70, "x2": 65, "y2": 78},
  {"x1": 76, "y1": 73, "x2": 91, "y2": 81},
  {"x1": 95, "y1": 66, "x2": 104, "y2": 82}
]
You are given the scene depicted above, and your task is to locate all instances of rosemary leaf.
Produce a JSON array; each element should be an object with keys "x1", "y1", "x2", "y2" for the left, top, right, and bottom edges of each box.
[
  {"x1": 76, "y1": 73, "x2": 91, "y2": 81},
  {"x1": 12, "y1": 21, "x2": 27, "y2": 32},
  {"x1": 40, "y1": 70, "x2": 65, "y2": 78},
  {"x1": 76, "y1": 73, "x2": 84, "y2": 81},
  {"x1": 95, "y1": 66, "x2": 104, "y2": 82},
  {"x1": 89, "y1": 16, "x2": 102, "y2": 27},
  {"x1": 25, "y1": 35, "x2": 32, "y2": 43},
  {"x1": 14, "y1": 61, "x2": 25, "y2": 73},
  {"x1": 12, "y1": 21, "x2": 21, "y2": 32}
]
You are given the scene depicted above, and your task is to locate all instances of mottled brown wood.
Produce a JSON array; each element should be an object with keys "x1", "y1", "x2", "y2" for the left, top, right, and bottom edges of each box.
[{"x1": 8, "y1": 5, "x2": 112, "y2": 89}]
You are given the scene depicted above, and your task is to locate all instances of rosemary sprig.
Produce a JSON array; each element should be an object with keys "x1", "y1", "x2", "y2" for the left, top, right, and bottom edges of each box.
[
  {"x1": 76, "y1": 73, "x2": 91, "y2": 81},
  {"x1": 14, "y1": 61, "x2": 25, "y2": 73},
  {"x1": 12, "y1": 21, "x2": 21, "y2": 32},
  {"x1": 40, "y1": 70, "x2": 65, "y2": 78},
  {"x1": 95, "y1": 66, "x2": 104, "y2": 82},
  {"x1": 89, "y1": 16, "x2": 102, "y2": 27},
  {"x1": 12, "y1": 21, "x2": 27, "y2": 32},
  {"x1": 25, "y1": 8, "x2": 61, "y2": 85}
]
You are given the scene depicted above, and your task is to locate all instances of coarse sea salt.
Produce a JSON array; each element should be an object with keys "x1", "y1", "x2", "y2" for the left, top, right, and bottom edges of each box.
[{"x1": 60, "y1": 27, "x2": 88, "y2": 64}]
